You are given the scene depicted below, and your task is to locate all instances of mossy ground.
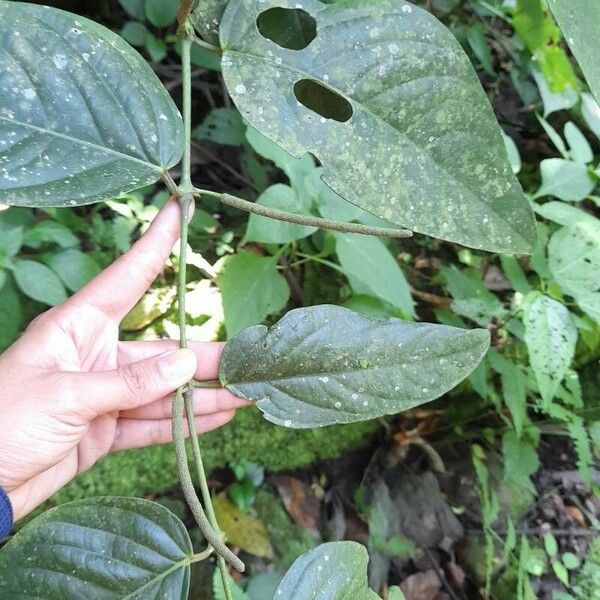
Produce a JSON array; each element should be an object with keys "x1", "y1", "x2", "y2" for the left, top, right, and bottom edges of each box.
[{"x1": 49, "y1": 407, "x2": 377, "y2": 506}]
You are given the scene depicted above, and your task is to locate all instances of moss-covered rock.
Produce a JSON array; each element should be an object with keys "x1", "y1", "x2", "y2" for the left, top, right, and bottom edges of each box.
[{"x1": 49, "y1": 407, "x2": 377, "y2": 506}]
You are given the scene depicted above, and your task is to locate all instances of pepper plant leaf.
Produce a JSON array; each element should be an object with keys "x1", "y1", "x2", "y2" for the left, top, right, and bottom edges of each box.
[
  {"x1": 0, "y1": 497, "x2": 193, "y2": 599},
  {"x1": 273, "y1": 541, "x2": 381, "y2": 600},
  {"x1": 220, "y1": 305, "x2": 490, "y2": 428},
  {"x1": 547, "y1": 0, "x2": 600, "y2": 104},
  {"x1": 0, "y1": 2, "x2": 183, "y2": 207},
  {"x1": 220, "y1": 0, "x2": 536, "y2": 254}
]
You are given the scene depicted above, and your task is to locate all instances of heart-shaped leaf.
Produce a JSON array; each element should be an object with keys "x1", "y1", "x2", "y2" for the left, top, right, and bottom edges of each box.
[
  {"x1": 219, "y1": 305, "x2": 490, "y2": 428},
  {"x1": 0, "y1": 497, "x2": 193, "y2": 599},
  {"x1": 219, "y1": 0, "x2": 535, "y2": 254},
  {"x1": 274, "y1": 541, "x2": 380, "y2": 600},
  {"x1": 547, "y1": 0, "x2": 600, "y2": 104},
  {"x1": 0, "y1": 2, "x2": 183, "y2": 207}
]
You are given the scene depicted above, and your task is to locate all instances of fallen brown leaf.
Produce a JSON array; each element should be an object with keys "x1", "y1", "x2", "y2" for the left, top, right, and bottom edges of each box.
[
  {"x1": 272, "y1": 475, "x2": 321, "y2": 539},
  {"x1": 400, "y1": 570, "x2": 441, "y2": 600}
]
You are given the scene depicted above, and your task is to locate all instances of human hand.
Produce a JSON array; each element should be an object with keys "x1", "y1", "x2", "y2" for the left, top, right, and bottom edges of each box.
[{"x1": 0, "y1": 199, "x2": 249, "y2": 521}]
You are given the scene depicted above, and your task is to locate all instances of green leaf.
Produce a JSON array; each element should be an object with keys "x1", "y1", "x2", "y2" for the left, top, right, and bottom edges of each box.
[
  {"x1": 336, "y1": 233, "x2": 415, "y2": 319},
  {"x1": 23, "y1": 220, "x2": 79, "y2": 249},
  {"x1": 533, "y1": 159, "x2": 596, "y2": 201},
  {"x1": 442, "y1": 266, "x2": 505, "y2": 326},
  {"x1": 216, "y1": 251, "x2": 289, "y2": 337},
  {"x1": 144, "y1": 0, "x2": 179, "y2": 27},
  {"x1": 502, "y1": 132, "x2": 522, "y2": 174},
  {"x1": 388, "y1": 587, "x2": 406, "y2": 600},
  {"x1": 544, "y1": 532, "x2": 559, "y2": 557},
  {"x1": 190, "y1": 0, "x2": 229, "y2": 45},
  {"x1": 220, "y1": 304, "x2": 490, "y2": 428},
  {"x1": 220, "y1": 0, "x2": 535, "y2": 254},
  {"x1": 0, "y1": 278, "x2": 22, "y2": 351},
  {"x1": 121, "y1": 21, "x2": 149, "y2": 46},
  {"x1": 500, "y1": 362, "x2": 528, "y2": 438},
  {"x1": 535, "y1": 201, "x2": 598, "y2": 228},
  {"x1": 213, "y1": 569, "x2": 250, "y2": 600},
  {"x1": 547, "y1": 0, "x2": 600, "y2": 104},
  {"x1": 502, "y1": 430, "x2": 539, "y2": 486},
  {"x1": 500, "y1": 255, "x2": 531, "y2": 295},
  {"x1": 549, "y1": 221, "x2": 600, "y2": 323},
  {"x1": 0, "y1": 226, "x2": 23, "y2": 258},
  {"x1": 0, "y1": 497, "x2": 193, "y2": 599},
  {"x1": 467, "y1": 22, "x2": 494, "y2": 75},
  {"x1": 513, "y1": 0, "x2": 555, "y2": 50},
  {"x1": 536, "y1": 114, "x2": 568, "y2": 158},
  {"x1": 562, "y1": 552, "x2": 580, "y2": 570},
  {"x1": 273, "y1": 541, "x2": 380, "y2": 600},
  {"x1": 523, "y1": 293, "x2": 577, "y2": 404},
  {"x1": 119, "y1": 0, "x2": 146, "y2": 20},
  {"x1": 13, "y1": 259, "x2": 67, "y2": 305},
  {"x1": 193, "y1": 107, "x2": 246, "y2": 146},
  {"x1": 0, "y1": 2, "x2": 183, "y2": 208},
  {"x1": 145, "y1": 33, "x2": 168, "y2": 63},
  {"x1": 245, "y1": 184, "x2": 317, "y2": 244},
  {"x1": 532, "y1": 68, "x2": 578, "y2": 116},
  {"x1": 564, "y1": 121, "x2": 593, "y2": 164},
  {"x1": 44, "y1": 249, "x2": 101, "y2": 292},
  {"x1": 581, "y1": 92, "x2": 600, "y2": 141}
]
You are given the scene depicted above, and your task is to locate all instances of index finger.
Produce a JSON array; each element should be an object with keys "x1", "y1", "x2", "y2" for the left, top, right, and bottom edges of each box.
[
  {"x1": 117, "y1": 340, "x2": 226, "y2": 381},
  {"x1": 66, "y1": 198, "x2": 186, "y2": 320}
]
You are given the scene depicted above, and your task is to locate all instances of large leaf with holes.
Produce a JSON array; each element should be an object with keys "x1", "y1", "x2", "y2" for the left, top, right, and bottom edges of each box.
[
  {"x1": 0, "y1": 2, "x2": 183, "y2": 207},
  {"x1": 219, "y1": 305, "x2": 490, "y2": 428},
  {"x1": 548, "y1": 220, "x2": 600, "y2": 324},
  {"x1": 522, "y1": 292, "x2": 577, "y2": 405},
  {"x1": 547, "y1": 0, "x2": 600, "y2": 104},
  {"x1": 220, "y1": 0, "x2": 535, "y2": 254},
  {"x1": 0, "y1": 497, "x2": 193, "y2": 599},
  {"x1": 273, "y1": 542, "x2": 380, "y2": 600}
]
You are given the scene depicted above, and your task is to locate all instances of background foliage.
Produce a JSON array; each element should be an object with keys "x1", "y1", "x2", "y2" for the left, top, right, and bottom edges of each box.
[{"x1": 1, "y1": 0, "x2": 599, "y2": 598}]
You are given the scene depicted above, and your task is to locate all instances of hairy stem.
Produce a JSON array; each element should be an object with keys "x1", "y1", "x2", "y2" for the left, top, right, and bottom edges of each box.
[{"x1": 196, "y1": 189, "x2": 413, "y2": 238}]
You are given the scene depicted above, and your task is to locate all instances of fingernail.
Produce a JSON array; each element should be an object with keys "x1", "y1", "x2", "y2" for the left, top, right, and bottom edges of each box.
[{"x1": 158, "y1": 349, "x2": 197, "y2": 381}]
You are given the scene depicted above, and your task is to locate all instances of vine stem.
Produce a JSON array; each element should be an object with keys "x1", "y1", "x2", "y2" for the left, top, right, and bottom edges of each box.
[
  {"x1": 173, "y1": 193, "x2": 244, "y2": 574},
  {"x1": 175, "y1": 28, "x2": 242, "y2": 600},
  {"x1": 195, "y1": 188, "x2": 413, "y2": 238}
]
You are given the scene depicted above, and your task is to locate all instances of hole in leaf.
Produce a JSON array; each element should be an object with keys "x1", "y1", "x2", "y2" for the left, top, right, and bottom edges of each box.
[
  {"x1": 256, "y1": 8, "x2": 317, "y2": 50},
  {"x1": 293, "y1": 79, "x2": 353, "y2": 122}
]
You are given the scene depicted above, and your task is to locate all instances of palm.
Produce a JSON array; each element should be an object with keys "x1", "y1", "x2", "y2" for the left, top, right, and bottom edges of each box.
[{"x1": 0, "y1": 201, "x2": 245, "y2": 521}]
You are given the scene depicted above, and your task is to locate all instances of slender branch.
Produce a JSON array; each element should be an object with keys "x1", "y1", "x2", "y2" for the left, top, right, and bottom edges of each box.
[
  {"x1": 190, "y1": 546, "x2": 215, "y2": 564},
  {"x1": 192, "y1": 35, "x2": 222, "y2": 55},
  {"x1": 180, "y1": 37, "x2": 194, "y2": 193},
  {"x1": 196, "y1": 189, "x2": 413, "y2": 238},
  {"x1": 172, "y1": 195, "x2": 243, "y2": 573},
  {"x1": 172, "y1": 388, "x2": 243, "y2": 571},
  {"x1": 185, "y1": 390, "x2": 234, "y2": 599},
  {"x1": 175, "y1": 16, "x2": 245, "y2": 594},
  {"x1": 177, "y1": 0, "x2": 195, "y2": 35}
]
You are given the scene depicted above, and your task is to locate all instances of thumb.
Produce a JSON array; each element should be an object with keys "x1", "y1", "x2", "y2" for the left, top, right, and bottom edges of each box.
[{"x1": 67, "y1": 349, "x2": 197, "y2": 419}]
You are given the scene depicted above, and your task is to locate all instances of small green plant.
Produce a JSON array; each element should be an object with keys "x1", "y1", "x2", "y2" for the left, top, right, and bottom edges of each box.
[{"x1": 0, "y1": 0, "x2": 597, "y2": 598}]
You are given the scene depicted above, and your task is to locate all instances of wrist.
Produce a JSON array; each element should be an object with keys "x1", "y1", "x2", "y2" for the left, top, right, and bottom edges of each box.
[{"x1": 0, "y1": 486, "x2": 14, "y2": 539}]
